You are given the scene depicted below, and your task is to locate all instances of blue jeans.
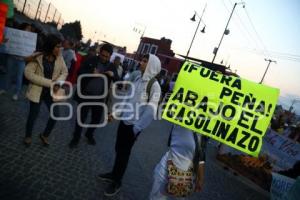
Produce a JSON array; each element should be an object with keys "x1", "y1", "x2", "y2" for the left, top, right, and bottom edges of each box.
[{"x1": 2, "y1": 55, "x2": 25, "y2": 95}]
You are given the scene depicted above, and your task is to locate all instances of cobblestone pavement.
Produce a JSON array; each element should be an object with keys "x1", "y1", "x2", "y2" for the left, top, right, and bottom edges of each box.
[{"x1": 0, "y1": 93, "x2": 269, "y2": 200}]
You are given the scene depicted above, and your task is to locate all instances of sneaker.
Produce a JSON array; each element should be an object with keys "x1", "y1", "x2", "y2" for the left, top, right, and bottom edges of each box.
[
  {"x1": 69, "y1": 138, "x2": 79, "y2": 148},
  {"x1": 0, "y1": 90, "x2": 6, "y2": 95},
  {"x1": 12, "y1": 94, "x2": 18, "y2": 101},
  {"x1": 104, "y1": 181, "x2": 121, "y2": 197},
  {"x1": 97, "y1": 172, "x2": 114, "y2": 182},
  {"x1": 85, "y1": 133, "x2": 96, "y2": 145}
]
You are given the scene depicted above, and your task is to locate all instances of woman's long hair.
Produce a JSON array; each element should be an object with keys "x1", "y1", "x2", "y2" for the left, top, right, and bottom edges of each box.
[{"x1": 43, "y1": 34, "x2": 62, "y2": 56}]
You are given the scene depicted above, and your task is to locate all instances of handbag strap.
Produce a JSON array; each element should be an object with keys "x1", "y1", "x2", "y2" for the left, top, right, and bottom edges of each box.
[
  {"x1": 167, "y1": 125, "x2": 207, "y2": 175},
  {"x1": 192, "y1": 132, "x2": 200, "y2": 174},
  {"x1": 167, "y1": 125, "x2": 174, "y2": 147}
]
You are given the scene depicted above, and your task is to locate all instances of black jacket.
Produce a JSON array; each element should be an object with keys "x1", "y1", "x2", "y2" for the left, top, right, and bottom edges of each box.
[{"x1": 74, "y1": 56, "x2": 112, "y2": 102}]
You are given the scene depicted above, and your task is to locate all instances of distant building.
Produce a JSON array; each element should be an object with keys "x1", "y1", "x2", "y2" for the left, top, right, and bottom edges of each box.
[
  {"x1": 134, "y1": 36, "x2": 230, "y2": 78},
  {"x1": 134, "y1": 37, "x2": 183, "y2": 77},
  {"x1": 136, "y1": 37, "x2": 174, "y2": 57}
]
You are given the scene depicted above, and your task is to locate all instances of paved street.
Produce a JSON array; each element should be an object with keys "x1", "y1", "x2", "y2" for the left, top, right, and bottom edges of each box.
[{"x1": 0, "y1": 92, "x2": 269, "y2": 200}]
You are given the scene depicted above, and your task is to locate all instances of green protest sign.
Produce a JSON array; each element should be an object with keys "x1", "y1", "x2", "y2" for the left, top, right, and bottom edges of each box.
[{"x1": 162, "y1": 61, "x2": 280, "y2": 157}]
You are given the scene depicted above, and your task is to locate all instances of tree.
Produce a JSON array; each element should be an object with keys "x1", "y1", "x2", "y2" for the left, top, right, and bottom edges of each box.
[{"x1": 60, "y1": 20, "x2": 83, "y2": 41}]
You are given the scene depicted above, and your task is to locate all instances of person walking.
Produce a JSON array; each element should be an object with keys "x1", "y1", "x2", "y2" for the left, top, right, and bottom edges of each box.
[
  {"x1": 98, "y1": 54, "x2": 162, "y2": 197},
  {"x1": 69, "y1": 43, "x2": 115, "y2": 148},
  {"x1": 23, "y1": 34, "x2": 68, "y2": 146},
  {"x1": 0, "y1": 23, "x2": 32, "y2": 100}
]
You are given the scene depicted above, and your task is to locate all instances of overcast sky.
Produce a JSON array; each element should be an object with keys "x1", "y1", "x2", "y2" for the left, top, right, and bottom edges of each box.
[{"x1": 50, "y1": 0, "x2": 300, "y2": 114}]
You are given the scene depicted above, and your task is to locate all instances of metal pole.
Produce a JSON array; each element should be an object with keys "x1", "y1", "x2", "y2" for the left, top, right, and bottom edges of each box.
[
  {"x1": 212, "y1": 3, "x2": 237, "y2": 63},
  {"x1": 260, "y1": 59, "x2": 276, "y2": 84},
  {"x1": 44, "y1": 3, "x2": 51, "y2": 22},
  {"x1": 22, "y1": 0, "x2": 27, "y2": 14},
  {"x1": 52, "y1": 9, "x2": 57, "y2": 22},
  {"x1": 26, "y1": 4, "x2": 30, "y2": 16},
  {"x1": 34, "y1": 0, "x2": 42, "y2": 20},
  {"x1": 57, "y1": 13, "x2": 62, "y2": 24},
  {"x1": 186, "y1": 4, "x2": 207, "y2": 59}
]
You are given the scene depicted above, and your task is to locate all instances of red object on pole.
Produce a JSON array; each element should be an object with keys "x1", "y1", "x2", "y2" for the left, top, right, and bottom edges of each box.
[{"x1": 0, "y1": 3, "x2": 8, "y2": 43}]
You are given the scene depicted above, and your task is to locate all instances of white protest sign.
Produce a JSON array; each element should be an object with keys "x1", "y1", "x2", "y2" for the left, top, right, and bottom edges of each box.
[
  {"x1": 0, "y1": 27, "x2": 37, "y2": 57},
  {"x1": 110, "y1": 52, "x2": 125, "y2": 64}
]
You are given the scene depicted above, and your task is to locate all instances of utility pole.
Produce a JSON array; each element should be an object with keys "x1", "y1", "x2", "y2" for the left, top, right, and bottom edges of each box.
[
  {"x1": 52, "y1": 9, "x2": 57, "y2": 22},
  {"x1": 260, "y1": 58, "x2": 276, "y2": 84},
  {"x1": 34, "y1": 0, "x2": 42, "y2": 20}
]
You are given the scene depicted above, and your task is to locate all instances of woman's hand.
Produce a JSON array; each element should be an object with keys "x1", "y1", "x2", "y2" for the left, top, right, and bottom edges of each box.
[
  {"x1": 194, "y1": 174, "x2": 204, "y2": 192},
  {"x1": 108, "y1": 113, "x2": 114, "y2": 122},
  {"x1": 93, "y1": 68, "x2": 99, "y2": 74},
  {"x1": 53, "y1": 85, "x2": 60, "y2": 93},
  {"x1": 104, "y1": 71, "x2": 114, "y2": 78},
  {"x1": 194, "y1": 163, "x2": 205, "y2": 192}
]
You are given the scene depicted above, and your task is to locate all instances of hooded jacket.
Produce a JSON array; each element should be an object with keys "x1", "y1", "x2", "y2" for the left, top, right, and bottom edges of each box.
[{"x1": 121, "y1": 54, "x2": 161, "y2": 134}]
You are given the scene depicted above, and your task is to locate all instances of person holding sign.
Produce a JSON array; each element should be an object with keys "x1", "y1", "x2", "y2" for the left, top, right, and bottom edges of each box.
[
  {"x1": 149, "y1": 125, "x2": 206, "y2": 199},
  {"x1": 23, "y1": 34, "x2": 68, "y2": 146},
  {"x1": 0, "y1": 23, "x2": 32, "y2": 100},
  {"x1": 98, "y1": 54, "x2": 161, "y2": 197},
  {"x1": 162, "y1": 61, "x2": 279, "y2": 157}
]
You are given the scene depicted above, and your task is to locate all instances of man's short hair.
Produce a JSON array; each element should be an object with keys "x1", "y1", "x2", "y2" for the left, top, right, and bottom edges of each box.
[{"x1": 100, "y1": 43, "x2": 113, "y2": 55}]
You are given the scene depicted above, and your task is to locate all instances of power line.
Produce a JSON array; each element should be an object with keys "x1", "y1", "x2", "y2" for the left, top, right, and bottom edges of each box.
[
  {"x1": 226, "y1": 0, "x2": 270, "y2": 58},
  {"x1": 221, "y1": 0, "x2": 254, "y2": 47},
  {"x1": 227, "y1": 0, "x2": 264, "y2": 52},
  {"x1": 243, "y1": 6, "x2": 269, "y2": 57},
  {"x1": 221, "y1": 0, "x2": 270, "y2": 60},
  {"x1": 238, "y1": 47, "x2": 300, "y2": 62},
  {"x1": 265, "y1": 50, "x2": 300, "y2": 59}
]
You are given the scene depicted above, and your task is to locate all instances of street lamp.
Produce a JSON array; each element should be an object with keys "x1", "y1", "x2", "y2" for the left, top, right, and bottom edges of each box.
[
  {"x1": 185, "y1": 3, "x2": 207, "y2": 59},
  {"x1": 211, "y1": 2, "x2": 245, "y2": 63}
]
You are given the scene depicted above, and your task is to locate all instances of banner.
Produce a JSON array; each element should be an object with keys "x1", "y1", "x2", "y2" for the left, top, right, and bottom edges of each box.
[
  {"x1": 262, "y1": 129, "x2": 300, "y2": 170},
  {"x1": 0, "y1": 3, "x2": 8, "y2": 42},
  {"x1": 0, "y1": 27, "x2": 37, "y2": 57},
  {"x1": 270, "y1": 173, "x2": 295, "y2": 200},
  {"x1": 162, "y1": 61, "x2": 280, "y2": 157},
  {"x1": 218, "y1": 129, "x2": 300, "y2": 170}
]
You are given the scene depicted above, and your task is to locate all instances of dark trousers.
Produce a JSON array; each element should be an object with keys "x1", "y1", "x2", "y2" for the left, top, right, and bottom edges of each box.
[
  {"x1": 72, "y1": 104, "x2": 103, "y2": 140},
  {"x1": 25, "y1": 93, "x2": 59, "y2": 137},
  {"x1": 111, "y1": 121, "x2": 139, "y2": 183}
]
